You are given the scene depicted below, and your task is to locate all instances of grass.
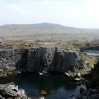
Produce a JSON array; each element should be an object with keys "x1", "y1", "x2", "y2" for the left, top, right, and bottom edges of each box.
[
  {"x1": 2, "y1": 33, "x2": 96, "y2": 42},
  {"x1": 63, "y1": 43, "x2": 75, "y2": 50},
  {"x1": 75, "y1": 53, "x2": 98, "y2": 74},
  {"x1": 80, "y1": 53, "x2": 97, "y2": 66}
]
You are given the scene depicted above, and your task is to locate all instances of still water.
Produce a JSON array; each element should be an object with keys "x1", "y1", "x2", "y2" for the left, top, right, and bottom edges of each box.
[
  {"x1": 0, "y1": 74, "x2": 86, "y2": 99},
  {"x1": 83, "y1": 50, "x2": 99, "y2": 56}
]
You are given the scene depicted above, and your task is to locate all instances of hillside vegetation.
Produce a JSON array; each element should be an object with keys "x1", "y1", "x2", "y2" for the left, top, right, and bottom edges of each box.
[{"x1": 0, "y1": 23, "x2": 99, "y2": 42}]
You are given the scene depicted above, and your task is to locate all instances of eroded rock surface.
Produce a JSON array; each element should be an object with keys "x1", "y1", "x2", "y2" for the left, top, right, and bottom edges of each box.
[
  {"x1": 0, "y1": 47, "x2": 84, "y2": 73},
  {"x1": 0, "y1": 82, "x2": 30, "y2": 99},
  {"x1": 26, "y1": 47, "x2": 84, "y2": 73},
  {"x1": 0, "y1": 48, "x2": 24, "y2": 72}
]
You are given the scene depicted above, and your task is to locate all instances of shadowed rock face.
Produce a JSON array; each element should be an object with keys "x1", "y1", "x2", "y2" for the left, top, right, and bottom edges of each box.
[
  {"x1": 0, "y1": 47, "x2": 84, "y2": 73},
  {"x1": 27, "y1": 47, "x2": 55, "y2": 72},
  {"x1": 26, "y1": 47, "x2": 84, "y2": 73}
]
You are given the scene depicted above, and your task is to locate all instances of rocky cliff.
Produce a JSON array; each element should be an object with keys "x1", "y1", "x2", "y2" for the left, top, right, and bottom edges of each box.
[
  {"x1": 26, "y1": 47, "x2": 84, "y2": 73},
  {"x1": 0, "y1": 48, "x2": 24, "y2": 72},
  {"x1": 0, "y1": 47, "x2": 84, "y2": 73}
]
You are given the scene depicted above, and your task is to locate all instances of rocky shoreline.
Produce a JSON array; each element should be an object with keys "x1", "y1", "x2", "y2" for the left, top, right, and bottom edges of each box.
[
  {"x1": 75, "y1": 79, "x2": 99, "y2": 99},
  {"x1": 0, "y1": 46, "x2": 98, "y2": 99},
  {"x1": 0, "y1": 82, "x2": 31, "y2": 99},
  {"x1": 0, "y1": 66, "x2": 98, "y2": 99},
  {"x1": 0, "y1": 82, "x2": 45, "y2": 99}
]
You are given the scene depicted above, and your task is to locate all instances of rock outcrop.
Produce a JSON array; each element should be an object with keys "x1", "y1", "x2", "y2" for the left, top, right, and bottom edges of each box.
[
  {"x1": 76, "y1": 80, "x2": 99, "y2": 99},
  {"x1": 27, "y1": 47, "x2": 55, "y2": 72},
  {"x1": 0, "y1": 82, "x2": 45, "y2": 99},
  {"x1": 0, "y1": 48, "x2": 24, "y2": 72},
  {"x1": 0, "y1": 47, "x2": 84, "y2": 73},
  {"x1": 0, "y1": 82, "x2": 30, "y2": 99},
  {"x1": 26, "y1": 47, "x2": 84, "y2": 73}
]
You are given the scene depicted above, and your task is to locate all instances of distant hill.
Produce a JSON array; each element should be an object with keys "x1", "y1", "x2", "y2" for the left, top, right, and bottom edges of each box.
[{"x1": 0, "y1": 23, "x2": 99, "y2": 36}]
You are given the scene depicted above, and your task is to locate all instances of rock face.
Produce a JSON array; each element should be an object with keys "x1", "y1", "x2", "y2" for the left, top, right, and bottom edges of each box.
[
  {"x1": 0, "y1": 48, "x2": 24, "y2": 72},
  {"x1": 0, "y1": 47, "x2": 84, "y2": 73},
  {"x1": 76, "y1": 80, "x2": 99, "y2": 99},
  {"x1": 27, "y1": 47, "x2": 55, "y2": 72},
  {"x1": 0, "y1": 82, "x2": 45, "y2": 99},
  {"x1": 26, "y1": 47, "x2": 84, "y2": 73},
  {"x1": 0, "y1": 82, "x2": 30, "y2": 99}
]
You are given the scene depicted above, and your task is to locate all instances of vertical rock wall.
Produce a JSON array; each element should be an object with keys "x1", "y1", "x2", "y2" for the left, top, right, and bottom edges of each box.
[
  {"x1": 0, "y1": 48, "x2": 23, "y2": 71},
  {"x1": 27, "y1": 47, "x2": 56, "y2": 72},
  {"x1": 27, "y1": 47, "x2": 84, "y2": 72},
  {"x1": 0, "y1": 47, "x2": 84, "y2": 73}
]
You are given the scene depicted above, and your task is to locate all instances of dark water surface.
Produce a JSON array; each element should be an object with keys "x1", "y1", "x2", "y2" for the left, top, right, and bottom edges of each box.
[{"x1": 0, "y1": 74, "x2": 86, "y2": 99}]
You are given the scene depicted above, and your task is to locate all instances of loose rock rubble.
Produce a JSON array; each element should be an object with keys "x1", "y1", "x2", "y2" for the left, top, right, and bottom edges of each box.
[
  {"x1": 76, "y1": 80, "x2": 99, "y2": 99},
  {"x1": 0, "y1": 82, "x2": 45, "y2": 99},
  {"x1": 0, "y1": 82, "x2": 30, "y2": 99}
]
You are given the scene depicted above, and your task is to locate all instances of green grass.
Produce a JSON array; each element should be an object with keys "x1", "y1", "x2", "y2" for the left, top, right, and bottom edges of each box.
[
  {"x1": 80, "y1": 53, "x2": 97, "y2": 65},
  {"x1": 63, "y1": 43, "x2": 75, "y2": 50},
  {"x1": 75, "y1": 53, "x2": 98, "y2": 74}
]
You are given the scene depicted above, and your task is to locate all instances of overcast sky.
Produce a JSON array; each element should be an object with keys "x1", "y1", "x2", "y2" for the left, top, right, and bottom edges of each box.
[{"x1": 0, "y1": 0, "x2": 99, "y2": 28}]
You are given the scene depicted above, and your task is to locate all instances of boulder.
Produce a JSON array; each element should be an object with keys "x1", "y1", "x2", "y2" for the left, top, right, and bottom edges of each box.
[
  {"x1": 80, "y1": 87, "x2": 87, "y2": 95},
  {"x1": 77, "y1": 73, "x2": 81, "y2": 77},
  {"x1": 0, "y1": 83, "x2": 30, "y2": 99},
  {"x1": 0, "y1": 95, "x2": 5, "y2": 99},
  {"x1": 75, "y1": 77, "x2": 80, "y2": 81},
  {"x1": 39, "y1": 97, "x2": 45, "y2": 99}
]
